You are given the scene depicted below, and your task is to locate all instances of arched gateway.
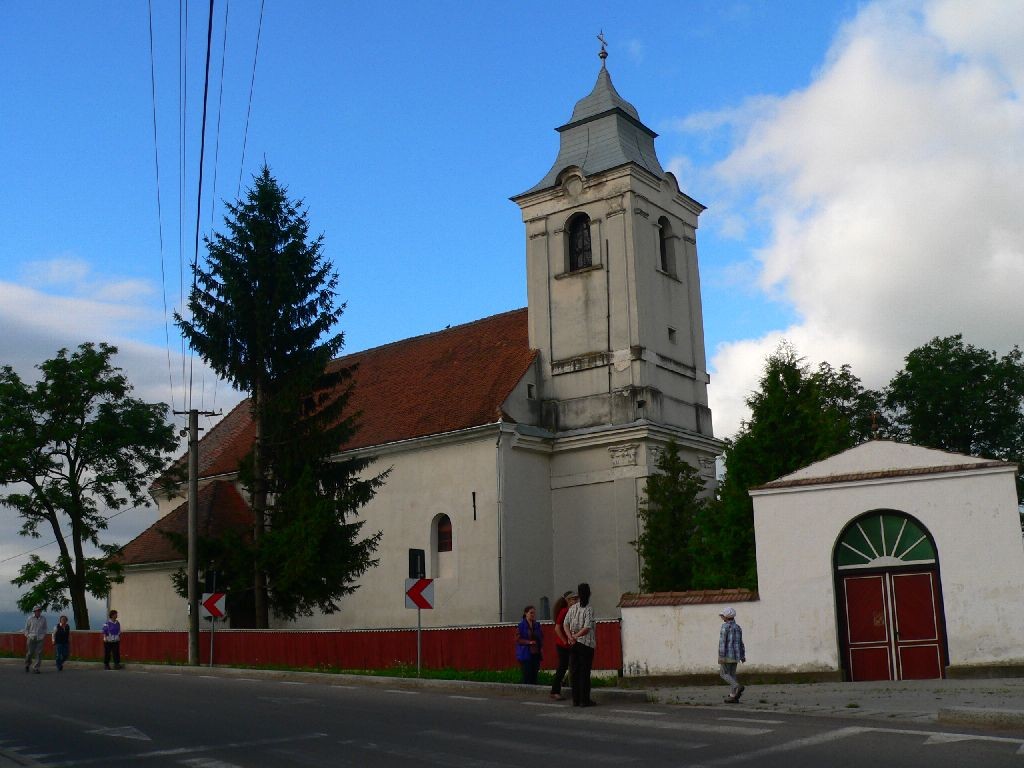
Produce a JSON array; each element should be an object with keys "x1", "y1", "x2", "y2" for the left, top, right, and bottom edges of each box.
[{"x1": 833, "y1": 510, "x2": 949, "y2": 681}]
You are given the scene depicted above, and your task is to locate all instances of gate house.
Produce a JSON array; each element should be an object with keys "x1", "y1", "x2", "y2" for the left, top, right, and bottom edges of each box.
[{"x1": 751, "y1": 440, "x2": 1024, "y2": 680}]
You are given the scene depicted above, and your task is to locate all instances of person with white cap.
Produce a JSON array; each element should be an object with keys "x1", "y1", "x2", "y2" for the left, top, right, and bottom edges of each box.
[
  {"x1": 718, "y1": 606, "x2": 745, "y2": 703},
  {"x1": 24, "y1": 606, "x2": 48, "y2": 674}
]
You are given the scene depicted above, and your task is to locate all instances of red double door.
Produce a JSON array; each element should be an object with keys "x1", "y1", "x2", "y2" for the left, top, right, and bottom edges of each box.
[{"x1": 840, "y1": 570, "x2": 946, "y2": 681}]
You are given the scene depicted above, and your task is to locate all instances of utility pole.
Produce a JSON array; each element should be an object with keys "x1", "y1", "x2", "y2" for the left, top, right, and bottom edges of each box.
[{"x1": 175, "y1": 407, "x2": 219, "y2": 666}]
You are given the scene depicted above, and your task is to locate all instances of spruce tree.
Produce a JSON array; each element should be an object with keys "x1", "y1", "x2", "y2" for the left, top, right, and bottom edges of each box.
[
  {"x1": 177, "y1": 166, "x2": 382, "y2": 625},
  {"x1": 634, "y1": 440, "x2": 707, "y2": 592}
]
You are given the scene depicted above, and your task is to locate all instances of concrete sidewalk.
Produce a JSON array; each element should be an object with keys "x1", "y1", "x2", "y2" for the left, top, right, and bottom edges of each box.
[{"x1": 648, "y1": 677, "x2": 1024, "y2": 730}]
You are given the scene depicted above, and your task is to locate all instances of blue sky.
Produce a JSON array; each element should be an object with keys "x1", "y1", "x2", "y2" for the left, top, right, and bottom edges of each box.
[{"x1": 2, "y1": 1, "x2": 1023, "y2": 620}]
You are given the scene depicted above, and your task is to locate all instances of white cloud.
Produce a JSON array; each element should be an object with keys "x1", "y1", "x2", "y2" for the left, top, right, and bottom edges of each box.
[{"x1": 705, "y1": 0, "x2": 1024, "y2": 439}]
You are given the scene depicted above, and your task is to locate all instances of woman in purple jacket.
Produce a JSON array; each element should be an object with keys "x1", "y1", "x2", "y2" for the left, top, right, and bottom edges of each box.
[{"x1": 514, "y1": 605, "x2": 543, "y2": 684}]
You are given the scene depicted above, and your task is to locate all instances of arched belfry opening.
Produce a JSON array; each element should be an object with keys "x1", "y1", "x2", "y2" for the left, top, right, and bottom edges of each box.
[{"x1": 833, "y1": 510, "x2": 949, "y2": 681}]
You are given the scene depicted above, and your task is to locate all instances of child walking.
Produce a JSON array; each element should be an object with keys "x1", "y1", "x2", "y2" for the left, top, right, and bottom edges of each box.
[{"x1": 718, "y1": 606, "x2": 746, "y2": 703}]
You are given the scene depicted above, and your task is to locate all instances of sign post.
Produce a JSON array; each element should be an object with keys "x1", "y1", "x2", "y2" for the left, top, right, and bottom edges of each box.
[
  {"x1": 201, "y1": 592, "x2": 226, "y2": 667},
  {"x1": 404, "y1": 578, "x2": 434, "y2": 675}
]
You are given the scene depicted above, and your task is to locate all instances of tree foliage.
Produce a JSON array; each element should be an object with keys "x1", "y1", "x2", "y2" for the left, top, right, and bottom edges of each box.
[
  {"x1": 634, "y1": 440, "x2": 708, "y2": 592},
  {"x1": 701, "y1": 343, "x2": 880, "y2": 589},
  {"x1": 177, "y1": 166, "x2": 383, "y2": 624},
  {"x1": 0, "y1": 343, "x2": 176, "y2": 628},
  {"x1": 884, "y1": 334, "x2": 1024, "y2": 501}
]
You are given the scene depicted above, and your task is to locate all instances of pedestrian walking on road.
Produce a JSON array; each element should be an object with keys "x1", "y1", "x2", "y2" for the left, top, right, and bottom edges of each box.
[
  {"x1": 515, "y1": 605, "x2": 544, "y2": 684},
  {"x1": 24, "y1": 606, "x2": 48, "y2": 674},
  {"x1": 549, "y1": 590, "x2": 576, "y2": 700},
  {"x1": 718, "y1": 606, "x2": 746, "y2": 703},
  {"x1": 102, "y1": 609, "x2": 122, "y2": 670},
  {"x1": 564, "y1": 582, "x2": 596, "y2": 707},
  {"x1": 52, "y1": 615, "x2": 71, "y2": 671}
]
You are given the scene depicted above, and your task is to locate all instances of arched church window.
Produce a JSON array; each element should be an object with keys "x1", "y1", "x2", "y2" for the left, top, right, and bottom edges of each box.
[
  {"x1": 567, "y1": 213, "x2": 592, "y2": 272},
  {"x1": 436, "y1": 514, "x2": 453, "y2": 553},
  {"x1": 658, "y1": 217, "x2": 676, "y2": 276},
  {"x1": 835, "y1": 511, "x2": 937, "y2": 570}
]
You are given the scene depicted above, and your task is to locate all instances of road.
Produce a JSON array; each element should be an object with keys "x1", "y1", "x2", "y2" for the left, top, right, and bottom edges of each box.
[{"x1": 1, "y1": 664, "x2": 1021, "y2": 767}]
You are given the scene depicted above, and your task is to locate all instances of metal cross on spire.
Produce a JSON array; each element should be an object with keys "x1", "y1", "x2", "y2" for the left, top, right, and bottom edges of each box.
[{"x1": 597, "y1": 30, "x2": 608, "y2": 64}]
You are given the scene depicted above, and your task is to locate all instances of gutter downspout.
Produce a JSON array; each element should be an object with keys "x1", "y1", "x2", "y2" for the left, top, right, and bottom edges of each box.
[{"x1": 495, "y1": 419, "x2": 505, "y2": 623}]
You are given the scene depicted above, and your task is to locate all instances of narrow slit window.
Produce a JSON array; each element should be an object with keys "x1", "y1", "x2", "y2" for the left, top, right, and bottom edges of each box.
[
  {"x1": 567, "y1": 213, "x2": 592, "y2": 272},
  {"x1": 436, "y1": 514, "x2": 453, "y2": 553}
]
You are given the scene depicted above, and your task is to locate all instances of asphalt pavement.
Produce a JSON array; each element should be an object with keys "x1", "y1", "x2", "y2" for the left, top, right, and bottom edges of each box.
[{"x1": 5, "y1": 659, "x2": 1024, "y2": 733}]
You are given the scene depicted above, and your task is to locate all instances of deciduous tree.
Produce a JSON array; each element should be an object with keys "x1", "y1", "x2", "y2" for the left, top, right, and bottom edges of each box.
[
  {"x1": 884, "y1": 334, "x2": 1024, "y2": 502},
  {"x1": 0, "y1": 343, "x2": 176, "y2": 628},
  {"x1": 697, "y1": 344, "x2": 879, "y2": 588}
]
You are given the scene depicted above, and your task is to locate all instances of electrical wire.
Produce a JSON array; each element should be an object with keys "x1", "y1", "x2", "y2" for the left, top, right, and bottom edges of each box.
[
  {"x1": 178, "y1": 0, "x2": 189, "y2": 409},
  {"x1": 186, "y1": 0, "x2": 217, "y2": 411},
  {"x1": 148, "y1": 0, "x2": 177, "y2": 415},
  {"x1": 0, "y1": 504, "x2": 147, "y2": 566},
  {"x1": 206, "y1": 0, "x2": 231, "y2": 414},
  {"x1": 237, "y1": 0, "x2": 265, "y2": 197}
]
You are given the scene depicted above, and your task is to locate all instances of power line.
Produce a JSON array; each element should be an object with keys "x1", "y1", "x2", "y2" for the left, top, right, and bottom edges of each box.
[
  {"x1": 186, "y1": 0, "x2": 217, "y2": 411},
  {"x1": 148, "y1": 0, "x2": 177, "y2": 415},
  {"x1": 0, "y1": 504, "x2": 147, "y2": 566},
  {"x1": 206, "y1": 0, "x2": 231, "y2": 413},
  {"x1": 178, "y1": 0, "x2": 189, "y2": 406},
  {"x1": 237, "y1": 0, "x2": 265, "y2": 196}
]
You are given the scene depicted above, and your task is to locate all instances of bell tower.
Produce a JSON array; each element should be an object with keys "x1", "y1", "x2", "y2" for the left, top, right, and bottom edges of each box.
[{"x1": 512, "y1": 54, "x2": 715, "y2": 441}]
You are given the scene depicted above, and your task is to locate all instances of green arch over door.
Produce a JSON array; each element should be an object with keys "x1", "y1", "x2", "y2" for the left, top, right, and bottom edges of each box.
[{"x1": 835, "y1": 511, "x2": 936, "y2": 570}]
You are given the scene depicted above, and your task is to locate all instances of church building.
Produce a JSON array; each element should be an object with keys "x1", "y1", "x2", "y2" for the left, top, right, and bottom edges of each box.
[{"x1": 112, "y1": 53, "x2": 723, "y2": 630}]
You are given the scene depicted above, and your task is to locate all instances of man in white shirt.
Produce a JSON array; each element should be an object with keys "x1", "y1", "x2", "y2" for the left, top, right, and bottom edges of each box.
[{"x1": 24, "y1": 606, "x2": 48, "y2": 674}]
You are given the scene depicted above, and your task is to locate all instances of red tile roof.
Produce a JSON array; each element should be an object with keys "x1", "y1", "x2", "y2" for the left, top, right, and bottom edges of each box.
[
  {"x1": 618, "y1": 588, "x2": 758, "y2": 608},
  {"x1": 119, "y1": 481, "x2": 251, "y2": 566},
  {"x1": 163, "y1": 308, "x2": 535, "y2": 483},
  {"x1": 751, "y1": 461, "x2": 1013, "y2": 491}
]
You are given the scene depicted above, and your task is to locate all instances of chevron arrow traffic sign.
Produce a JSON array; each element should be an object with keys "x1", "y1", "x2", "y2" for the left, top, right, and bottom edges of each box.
[
  {"x1": 404, "y1": 578, "x2": 434, "y2": 609},
  {"x1": 201, "y1": 592, "x2": 226, "y2": 619}
]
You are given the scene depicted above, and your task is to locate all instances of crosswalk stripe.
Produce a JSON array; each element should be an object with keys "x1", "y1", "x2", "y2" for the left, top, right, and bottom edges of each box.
[
  {"x1": 488, "y1": 720, "x2": 705, "y2": 751},
  {"x1": 541, "y1": 711, "x2": 772, "y2": 736},
  {"x1": 419, "y1": 729, "x2": 633, "y2": 764}
]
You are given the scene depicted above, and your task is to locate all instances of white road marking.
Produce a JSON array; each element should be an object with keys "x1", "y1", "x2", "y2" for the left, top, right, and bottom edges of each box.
[
  {"x1": 694, "y1": 726, "x2": 869, "y2": 766},
  {"x1": 522, "y1": 701, "x2": 564, "y2": 707},
  {"x1": 50, "y1": 733, "x2": 329, "y2": 766},
  {"x1": 420, "y1": 729, "x2": 634, "y2": 763},
  {"x1": 694, "y1": 724, "x2": 1024, "y2": 767},
  {"x1": 541, "y1": 711, "x2": 772, "y2": 736},
  {"x1": 871, "y1": 726, "x2": 1024, "y2": 747},
  {"x1": 279, "y1": 681, "x2": 305, "y2": 686},
  {"x1": 85, "y1": 725, "x2": 151, "y2": 741},
  {"x1": 384, "y1": 689, "x2": 418, "y2": 695},
  {"x1": 717, "y1": 717, "x2": 785, "y2": 724},
  {"x1": 923, "y1": 733, "x2": 979, "y2": 745},
  {"x1": 489, "y1": 720, "x2": 706, "y2": 750},
  {"x1": 448, "y1": 695, "x2": 487, "y2": 701},
  {"x1": 612, "y1": 709, "x2": 665, "y2": 716}
]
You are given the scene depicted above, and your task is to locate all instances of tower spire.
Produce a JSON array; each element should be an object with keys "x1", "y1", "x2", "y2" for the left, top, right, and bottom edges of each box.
[{"x1": 597, "y1": 30, "x2": 608, "y2": 66}]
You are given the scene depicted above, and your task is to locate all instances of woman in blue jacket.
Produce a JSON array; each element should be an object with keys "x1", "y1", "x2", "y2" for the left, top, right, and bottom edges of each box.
[{"x1": 515, "y1": 605, "x2": 543, "y2": 684}]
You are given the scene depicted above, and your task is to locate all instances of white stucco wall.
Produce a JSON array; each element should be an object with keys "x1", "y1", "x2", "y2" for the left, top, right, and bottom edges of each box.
[
  {"x1": 754, "y1": 466, "x2": 1024, "y2": 669},
  {"x1": 621, "y1": 602, "x2": 776, "y2": 677},
  {"x1": 622, "y1": 451, "x2": 1024, "y2": 677},
  {"x1": 109, "y1": 564, "x2": 186, "y2": 631},
  {"x1": 285, "y1": 430, "x2": 505, "y2": 630}
]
